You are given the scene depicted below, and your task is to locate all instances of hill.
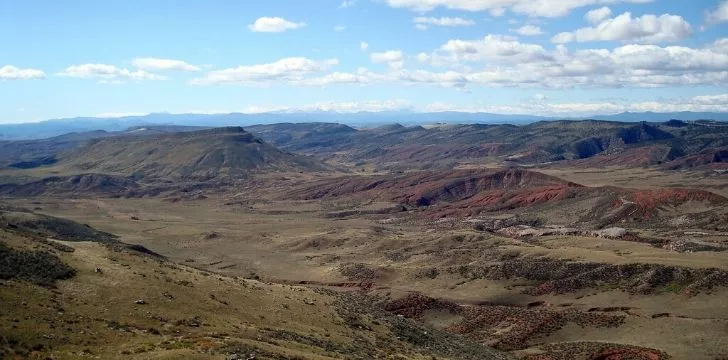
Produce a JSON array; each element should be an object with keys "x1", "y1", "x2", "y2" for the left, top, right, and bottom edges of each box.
[
  {"x1": 3, "y1": 120, "x2": 728, "y2": 175},
  {"x1": 248, "y1": 120, "x2": 728, "y2": 170},
  {"x1": 286, "y1": 168, "x2": 728, "y2": 228},
  {"x1": 0, "y1": 174, "x2": 143, "y2": 198},
  {"x1": 2, "y1": 111, "x2": 727, "y2": 140},
  {"x1": 0, "y1": 125, "x2": 207, "y2": 169},
  {"x1": 0, "y1": 206, "x2": 511, "y2": 360},
  {"x1": 57, "y1": 127, "x2": 328, "y2": 180}
]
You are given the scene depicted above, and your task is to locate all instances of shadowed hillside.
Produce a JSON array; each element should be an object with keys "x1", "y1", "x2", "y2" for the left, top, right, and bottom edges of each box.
[
  {"x1": 58, "y1": 127, "x2": 328, "y2": 180},
  {"x1": 248, "y1": 120, "x2": 728, "y2": 170}
]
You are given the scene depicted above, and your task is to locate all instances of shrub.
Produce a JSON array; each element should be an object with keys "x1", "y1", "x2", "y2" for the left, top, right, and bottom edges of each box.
[{"x1": 0, "y1": 242, "x2": 76, "y2": 286}]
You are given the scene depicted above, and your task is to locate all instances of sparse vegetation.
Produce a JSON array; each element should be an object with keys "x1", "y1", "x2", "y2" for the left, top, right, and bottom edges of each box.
[
  {"x1": 0, "y1": 241, "x2": 75, "y2": 285},
  {"x1": 1, "y1": 120, "x2": 728, "y2": 359}
]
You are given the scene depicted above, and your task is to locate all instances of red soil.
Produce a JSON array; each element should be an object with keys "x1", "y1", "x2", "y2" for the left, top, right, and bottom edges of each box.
[
  {"x1": 559, "y1": 146, "x2": 670, "y2": 168},
  {"x1": 614, "y1": 188, "x2": 727, "y2": 219},
  {"x1": 288, "y1": 168, "x2": 579, "y2": 207},
  {"x1": 287, "y1": 167, "x2": 727, "y2": 224},
  {"x1": 662, "y1": 147, "x2": 728, "y2": 170}
]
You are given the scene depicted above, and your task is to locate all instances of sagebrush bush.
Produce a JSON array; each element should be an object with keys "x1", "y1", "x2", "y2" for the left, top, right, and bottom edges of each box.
[{"x1": 0, "y1": 242, "x2": 76, "y2": 285}]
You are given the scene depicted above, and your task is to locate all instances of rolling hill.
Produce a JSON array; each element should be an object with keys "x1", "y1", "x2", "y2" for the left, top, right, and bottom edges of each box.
[
  {"x1": 2, "y1": 111, "x2": 727, "y2": 140},
  {"x1": 286, "y1": 168, "x2": 728, "y2": 228},
  {"x1": 248, "y1": 120, "x2": 728, "y2": 170},
  {"x1": 0, "y1": 205, "x2": 512, "y2": 359},
  {"x1": 57, "y1": 127, "x2": 328, "y2": 180}
]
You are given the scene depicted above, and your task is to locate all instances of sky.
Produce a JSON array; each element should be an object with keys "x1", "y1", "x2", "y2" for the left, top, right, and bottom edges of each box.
[{"x1": 1, "y1": 0, "x2": 728, "y2": 124}]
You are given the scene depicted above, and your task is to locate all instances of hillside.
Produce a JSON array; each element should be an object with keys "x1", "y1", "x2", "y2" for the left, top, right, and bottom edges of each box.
[
  {"x1": 286, "y1": 168, "x2": 728, "y2": 228},
  {"x1": 0, "y1": 126, "x2": 207, "y2": 169},
  {"x1": 57, "y1": 127, "x2": 328, "y2": 180},
  {"x1": 248, "y1": 120, "x2": 728, "y2": 170},
  {"x1": 0, "y1": 206, "x2": 511, "y2": 360},
  {"x1": 2, "y1": 112, "x2": 727, "y2": 140}
]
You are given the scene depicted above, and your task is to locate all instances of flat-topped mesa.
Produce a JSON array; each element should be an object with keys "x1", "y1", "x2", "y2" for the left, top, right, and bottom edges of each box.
[
  {"x1": 57, "y1": 126, "x2": 327, "y2": 180},
  {"x1": 162, "y1": 126, "x2": 263, "y2": 144}
]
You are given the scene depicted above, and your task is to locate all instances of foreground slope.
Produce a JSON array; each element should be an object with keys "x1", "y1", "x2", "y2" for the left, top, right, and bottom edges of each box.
[{"x1": 0, "y1": 206, "x2": 511, "y2": 360}]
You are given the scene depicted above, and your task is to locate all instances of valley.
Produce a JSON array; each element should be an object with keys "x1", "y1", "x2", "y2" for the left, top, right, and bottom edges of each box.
[{"x1": 1, "y1": 121, "x2": 727, "y2": 359}]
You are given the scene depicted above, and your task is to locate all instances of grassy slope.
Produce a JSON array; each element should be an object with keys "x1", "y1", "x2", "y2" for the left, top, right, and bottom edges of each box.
[
  {"x1": 0, "y1": 225, "x2": 510, "y2": 360},
  {"x1": 57, "y1": 127, "x2": 326, "y2": 180}
]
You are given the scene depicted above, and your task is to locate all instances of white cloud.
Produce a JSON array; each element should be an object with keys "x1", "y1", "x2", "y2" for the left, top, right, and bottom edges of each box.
[
  {"x1": 489, "y1": 7, "x2": 506, "y2": 17},
  {"x1": 96, "y1": 112, "x2": 151, "y2": 118},
  {"x1": 360, "y1": 41, "x2": 369, "y2": 51},
  {"x1": 132, "y1": 58, "x2": 200, "y2": 72},
  {"x1": 339, "y1": 0, "x2": 356, "y2": 8},
  {"x1": 371, "y1": 50, "x2": 405, "y2": 69},
  {"x1": 248, "y1": 17, "x2": 306, "y2": 33},
  {"x1": 434, "y1": 35, "x2": 553, "y2": 64},
  {"x1": 552, "y1": 12, "x2": 692, "y2": 44},
  {"x1": 712, "y1": 38, "x2": 728, "y2": 53},
  {"x1": 0, "y1": 65, "x2": 46, "y2": 80},
  {"x1": 189, "y1": 57, "x2": 338, "y2": 85},
  {"x1": 707, "y1": 0, "x2": 728, "y2": 23},
  {"x1": 298, "y1": 72, "x2": 373, "y2": 86},
  {"x1": 511, "y1": 25, "x2": 544, "y2": 36},
  {"x1": 385, "y1": 36, "x2": 728, "y2": 89},
  {"x1": 57, "y1": 64, "x2": 165, "y2": 82},
  {"x1": 334, "y1": 25, "x2": 347, "y2": 32},
  {"x1": 191, "y1": 34, "x2": 728, "y2": 90},
  {"x1": 383, "y1": 0, "x2": 653, "y2": 18},
  {"x1": 293, "y1": 100, "x2": 411, "y2": 113},
  {"x1": 423, "y1": 93, "x2": 728, "y2": 116},
  {"x1": 234, "y1": 100, "x2": 411, "y2": 113},
  {"x1": 551, "y1": 33, "x2": 576, "y2": 44},
  {"x1": 413, "y1": 16, "x2": 475, "y2": 30},
  {"x1": 586, "y1": 6, "x2": 612, "y2": 24}
]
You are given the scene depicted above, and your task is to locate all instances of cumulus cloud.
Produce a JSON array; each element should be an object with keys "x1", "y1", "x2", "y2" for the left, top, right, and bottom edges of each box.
[
  {"x1": 360, "y1": 41, "x2": 369, "y2": 51},
  {"x1": 489, "y1": 7, "x2": 506, "y2": 17},
  {"x1": 377, "y1": 36, "x2": 728, "y2": 89},
  {"x1": 339, "y1": 0, "x2": 356, "y2": 8},
  {"x1": 712, "y1": 38, "x2": 728, "y2": 53},
  {"x1": 0, "y1": 65, "x2": 46, "y2": 80},
  {"x1": 132, "y1": 58, "x2": 200, "y2": 72},
  {"x1": 297, "y1": 72, "x2": 373, "y2": 86},
  {"x1": 371, "y1": 50, "x2": 405, "y2": 69},
  {"x1": 192, "y1": 34, "x2": 728, "y2": 90},
  {"x1": 383, "y1": 0, "x2": 653, "y2": 18},
  {"x1": 423, "y1": 93, "x2": 728, "y2": 116},
  {"x1": 57, "y1": 64, "x2": 165, "y2": 82},
  {"x1": 293, "y1": 100, "x2": 411, "y2": 113},
  {"x1": 552, "y1": 12, "x2": 692, "y2": 44},
  {"x1": 511, "y1": 25, "x2": 544, "y2": 36},
  {"x1": 237, "y1": 100, "x2": 411, "y2": 113},
  {"x1": 189, "y1": 57, "x2": 338, "y2": 85},
  {"x1": 586, "y1": 6, "x2": 612, "y2": 24},
  {"x1": 248, "y1": 17, "x2": 306, "y2": 33},
  {"x1": 413, "y1": 16, "x2": 475, "y2": 30},
  {"x1": 96, "y1": 112, "x2": 151, "y2": 118},
  {"x1": 706, "y1": 0, "x2": 728, "y2": 23},
  {"x1": 433, "y1": 35, "x2": 553, "y2": 64}
]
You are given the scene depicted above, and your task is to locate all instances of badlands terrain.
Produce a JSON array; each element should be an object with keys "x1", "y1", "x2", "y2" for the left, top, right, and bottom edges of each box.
[{"x1": 1, "y1": 120, "x2": 727, "y2": 359}]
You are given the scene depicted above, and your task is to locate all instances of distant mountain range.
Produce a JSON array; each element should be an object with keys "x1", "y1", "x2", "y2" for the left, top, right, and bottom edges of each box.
[{"x1": 1, "y1": 111, "x2": 727, "y2": 140}]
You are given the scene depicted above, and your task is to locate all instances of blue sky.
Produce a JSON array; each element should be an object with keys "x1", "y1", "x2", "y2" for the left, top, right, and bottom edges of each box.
[{"x1": 1, "y1": 0, "x2": 728, "y2": 123}]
